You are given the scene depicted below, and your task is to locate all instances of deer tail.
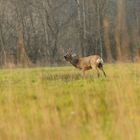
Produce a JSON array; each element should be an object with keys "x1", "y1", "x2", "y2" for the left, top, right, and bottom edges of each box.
[{"x1": 96, "y1": 58, "x2": 104, "y2": 68}]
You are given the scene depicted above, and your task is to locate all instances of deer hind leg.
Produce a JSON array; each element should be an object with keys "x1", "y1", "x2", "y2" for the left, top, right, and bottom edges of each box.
[
  {"x1": 96, "y1": 67, "x2": 100, "y2": 78},
  {"x1": 82, "y1": 70, "x2": 86, "y2": 79},
  {"x1": 91, "y1": 65, "x2": 100, "y2": 78},
  {"x1": 99, "y1": 66, "x2": 106, "y2": 77},
  {"x1": 97, "y1": 62, "x2": 106, "y2": 77}
]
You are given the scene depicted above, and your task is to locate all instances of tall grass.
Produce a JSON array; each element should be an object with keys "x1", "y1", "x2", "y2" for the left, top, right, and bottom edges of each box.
[{"x1": 0, "y1": 64, "x2": 140, "y2": 140}]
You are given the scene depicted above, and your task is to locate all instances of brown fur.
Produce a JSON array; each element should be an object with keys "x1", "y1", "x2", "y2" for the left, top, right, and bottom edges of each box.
[{"x1": 64, "y1": 49, "x2": 106, "y2": 78}]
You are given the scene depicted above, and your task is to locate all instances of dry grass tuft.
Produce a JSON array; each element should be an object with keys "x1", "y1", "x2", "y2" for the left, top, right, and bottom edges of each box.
[{"x1": 0, "y1": 64, "x2": 140, "y2": 140}]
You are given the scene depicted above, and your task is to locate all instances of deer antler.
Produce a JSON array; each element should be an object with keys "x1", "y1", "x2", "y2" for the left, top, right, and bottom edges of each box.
[{"x1": 67, "y1": 48, "x2": 72, "y2": 54}]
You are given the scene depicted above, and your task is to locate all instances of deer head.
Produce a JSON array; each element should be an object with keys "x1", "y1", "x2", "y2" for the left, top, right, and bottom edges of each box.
[{"x1": 64, "y1": 48, "x2": 73, "y2": 61}]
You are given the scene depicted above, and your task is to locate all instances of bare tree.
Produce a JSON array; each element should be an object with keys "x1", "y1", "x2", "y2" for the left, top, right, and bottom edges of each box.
[{"x1": 0, "y1": 0, "x2": 139, "y2": 67}]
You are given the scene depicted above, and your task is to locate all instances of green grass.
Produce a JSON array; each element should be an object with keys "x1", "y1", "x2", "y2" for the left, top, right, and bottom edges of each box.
[{"x1": 0, "y1": 64, "x2": 140, "y2": 140}]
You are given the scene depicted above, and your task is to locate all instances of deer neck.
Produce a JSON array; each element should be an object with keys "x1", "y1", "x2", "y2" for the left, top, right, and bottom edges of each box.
[{"x1": 70, "y1": 57, "x2": 79, "y2": 68}]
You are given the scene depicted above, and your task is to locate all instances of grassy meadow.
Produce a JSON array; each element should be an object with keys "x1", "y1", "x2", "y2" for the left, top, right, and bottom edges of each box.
[{"x1": 0, "y1": 63, "x2": 140, "y2": 140}]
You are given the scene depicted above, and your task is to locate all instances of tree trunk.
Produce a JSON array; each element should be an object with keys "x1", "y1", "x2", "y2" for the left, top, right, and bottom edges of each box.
[
  {"x1": 103, "y1": 17, "x2": 112, "y2": 62},
  {"x1": 97, "y1": 1, "x2": 103, "y2": 58}
]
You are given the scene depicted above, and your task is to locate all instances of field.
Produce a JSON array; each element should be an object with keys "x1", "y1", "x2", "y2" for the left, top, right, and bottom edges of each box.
[{"x1": 0, "y1": 63, "x2": 140, "y2": 140}]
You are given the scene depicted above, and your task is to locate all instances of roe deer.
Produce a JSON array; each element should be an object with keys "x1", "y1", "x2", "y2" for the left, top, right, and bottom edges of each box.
[{"x1": 64, "y1": 49, "x2": 106, "y2": 78}]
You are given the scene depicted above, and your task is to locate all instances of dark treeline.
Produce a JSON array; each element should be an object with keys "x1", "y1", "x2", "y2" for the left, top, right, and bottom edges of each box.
[{"x1": 0, "y1": 0, "x2": 140, "y2": 67}]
